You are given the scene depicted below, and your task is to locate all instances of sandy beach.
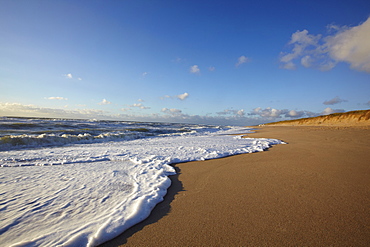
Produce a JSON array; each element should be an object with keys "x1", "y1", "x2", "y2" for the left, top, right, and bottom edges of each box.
[{"x1": 100, "y1": 125, "x2": 370, "y2": 246}]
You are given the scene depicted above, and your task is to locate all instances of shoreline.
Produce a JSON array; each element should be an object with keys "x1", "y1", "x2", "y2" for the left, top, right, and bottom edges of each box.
[{"x1": 100, "y1": 125, "x2": 370, "y2": 246}]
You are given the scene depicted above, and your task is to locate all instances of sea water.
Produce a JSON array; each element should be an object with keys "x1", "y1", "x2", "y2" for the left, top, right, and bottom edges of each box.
[{"x1": 0, "y1": 117, "x2": 283, "y2": 246}]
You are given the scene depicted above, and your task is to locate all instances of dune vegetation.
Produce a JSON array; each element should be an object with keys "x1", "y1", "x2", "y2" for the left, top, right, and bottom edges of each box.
[{"x1": 265, "y1": 110, "x2": 370, "y2": 126}]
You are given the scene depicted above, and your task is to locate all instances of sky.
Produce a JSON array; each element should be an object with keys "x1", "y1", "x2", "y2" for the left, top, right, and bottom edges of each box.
[{"x1": 1, "y1": 0, "x2": 369, "y2": 126}]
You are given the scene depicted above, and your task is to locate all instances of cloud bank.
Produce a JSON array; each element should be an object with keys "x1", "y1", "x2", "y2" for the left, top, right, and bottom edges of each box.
[
  {"x1": 216, "y1": 109, "x2": 245, "y2": 117},
  {"x1": 250, "y1": 107, "x2": 317, "y2": 119},
  {"x1": 0, "y1": 102, "x2": 354, "y2": 126},
  {"x1": 280, "y1": 17, "x2": 370, "y2": 73},
  {"x1": 161, "y1": 108, "x2": 183, "y2": 115},
  {"x1": 0, "y1": 102, "x2": 106, "y2": 119}
]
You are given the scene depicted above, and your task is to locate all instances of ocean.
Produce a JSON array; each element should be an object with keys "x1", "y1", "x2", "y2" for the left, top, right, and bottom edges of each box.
[{"x1": 0, "y1": 117, "x2": 283, "y2": 246}]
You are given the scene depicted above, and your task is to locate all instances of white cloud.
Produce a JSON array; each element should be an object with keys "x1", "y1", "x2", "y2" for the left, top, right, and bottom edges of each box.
[
  {"x1": 64, "y1": 73, "x2": 82, "y2": 80},
  {"x1": 208, "y1": 66, "x2": 215, "y2": 71},
  {"x1": 250, "y1": 107, "x2": 317, "y2": 119},
  {"x1": 323, "y1": 96, "x2": 347, "y2": 105},
  {"x1": 216, "y1": 109, "x2": 245, "y2": 117},
  {"x1": 235, "y1": 55, "x2": 249, "y2": 67},
  {"x1": 161, "y1": 93, "x2": 190, "y2": 101},
  {"x1": 46, "y1": 97, "x2": 68, "y2": 100},
  {"x1": 142, "y1": 72, "x2": 148, "y2": 77},
  {"x1": 64, "y1": 73, "x2": 73, "y2": 79},
  {"x1": 216, "y1": 109, "x2": 231, "y2": 115},
  {"x1": 130, "y1": 103, "x2": 150, "y2": 109},
  {"x1": 138, "y1": 99, "x2": 144, "y2": 102},
  {"x1": 121, "y1": 108, "x2": 131, "y2": 112},
  {"x1": 160, "y1": 95, "x2": 172, "y2": 100},
  {"x1": 280, "y1": 17, "x2": 370, "y2": 73},
  {"x1": 161, "y1": 108, "x2": 183, "y2": 115},
  {"x1": 236, "y1": 109, "x2": 245, "y2": 116},
  {"x1": 322, "y1": 107, "x2": 345, "y2": 115},
  {"x1": 190, "y1": 65, "x2": 200, "y2": 74},
  {"x1": 176, "y1": 92, "x2": 189, "y2": 100},
  {"x1": 251, "y1": 107, "x2": 288, "y2": 118},
  {"x1": 281, "y1": 61, "x2": 296, "y2": 70},
  {"x1": 98, "y1": 99, "x2": 112, "y2": 105},
  {"x1": 326, "y1": 17, "x2": 370, "y2": 72},
  {"x1": 322, "y1": 107, "x2": 334, "y2": 115},
  {"x1": 285, "y1": 110, "x2": 305, "y2": 118},
  {"x1": 279, "y1": 29, "x2": 322, "y2": 70},
  {"x1": 301, "y1": 55, "x2": 312, "y2": 68}
]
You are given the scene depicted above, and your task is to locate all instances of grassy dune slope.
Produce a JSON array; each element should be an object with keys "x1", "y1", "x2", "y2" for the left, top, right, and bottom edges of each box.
[{"x1": 265, "y1": 110, "x2": 370, "y2": 126}]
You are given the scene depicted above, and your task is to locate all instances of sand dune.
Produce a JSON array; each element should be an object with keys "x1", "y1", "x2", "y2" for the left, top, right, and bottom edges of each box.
[{"x1": 265, "y1": 110, "x2": 370, "y2": 126}]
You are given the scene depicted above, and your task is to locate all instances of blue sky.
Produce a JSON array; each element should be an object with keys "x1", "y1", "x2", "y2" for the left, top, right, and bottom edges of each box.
[{"x1": 1, "y1": 0, "x2": 369, "y2": 125}]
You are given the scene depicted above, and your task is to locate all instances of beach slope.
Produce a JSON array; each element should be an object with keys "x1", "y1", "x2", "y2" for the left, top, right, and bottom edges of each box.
[{"x1": 101, "y1": 123, "x2": 370, "y2": 246}]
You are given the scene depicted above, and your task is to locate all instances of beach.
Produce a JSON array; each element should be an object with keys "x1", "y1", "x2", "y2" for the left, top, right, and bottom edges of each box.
[{"x1": 100, "y1": 125, "x2": 370, "y2": 246}]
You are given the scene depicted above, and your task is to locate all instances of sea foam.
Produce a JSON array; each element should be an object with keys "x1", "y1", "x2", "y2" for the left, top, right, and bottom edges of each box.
[{"x1": 0, "y1": 120, "x2": 283, "y2": 246}]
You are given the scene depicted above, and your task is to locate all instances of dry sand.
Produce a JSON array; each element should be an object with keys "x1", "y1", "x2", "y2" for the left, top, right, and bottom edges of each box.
[{"x1": 100, "y1": 126, "x2": 370, "y2": 246}]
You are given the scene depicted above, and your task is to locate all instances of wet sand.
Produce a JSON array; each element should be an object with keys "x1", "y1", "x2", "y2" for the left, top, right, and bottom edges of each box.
[{"x1": 100, "y1": 126, "x2": 370, "y2": 246}]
